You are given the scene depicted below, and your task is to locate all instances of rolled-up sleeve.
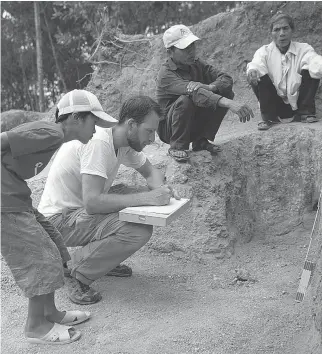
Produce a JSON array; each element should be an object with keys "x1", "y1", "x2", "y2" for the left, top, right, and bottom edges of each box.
[
  {"x1": 247, "y1": 45, "x2": 269, "y2": 76},
  {"x1": 191, "y1": 88, "x2": 222, "y2": 109},
  {"x1": 158, "y1": 68, "x2": 189, "y2": 96},
  {"x1": 301, "y1": 48, "x2": 322, "y2": 79},
  {"x1": 201, "y1": 61, "x2": 233, "y2": 91}
]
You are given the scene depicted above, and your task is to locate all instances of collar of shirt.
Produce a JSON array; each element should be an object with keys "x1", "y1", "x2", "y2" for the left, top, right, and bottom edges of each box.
[
  {"x1": 167, "y1": 57, "x2": 199, "y2": 71},
  {"x1": 273, "y1": 41, "x2": 297, "y2": 58}
]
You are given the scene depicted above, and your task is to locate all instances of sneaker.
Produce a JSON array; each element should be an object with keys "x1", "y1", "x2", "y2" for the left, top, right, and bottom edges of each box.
[
  {"x1": 105, "y1": 264, "x2": 133, "y2": 277},
  {"x1": 65, "y1": 277, "x2": 102, "y2": 305}
]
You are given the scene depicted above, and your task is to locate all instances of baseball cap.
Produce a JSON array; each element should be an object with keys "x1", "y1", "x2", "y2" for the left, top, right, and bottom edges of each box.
[
  {"x1": 56, "y1": 89, "x2": 118, "y2": 128},
  {"x1": 163, "y1": 24, "x2": 200, "y2": 49}
]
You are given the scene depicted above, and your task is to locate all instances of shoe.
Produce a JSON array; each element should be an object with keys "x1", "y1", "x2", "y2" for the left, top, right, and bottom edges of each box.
[
  {"x1": 105, "y1": 264, "x2": 132, "y2": 277},
  {"x1": 65, "y1": 277, "x2": 102, "y2": 305}
]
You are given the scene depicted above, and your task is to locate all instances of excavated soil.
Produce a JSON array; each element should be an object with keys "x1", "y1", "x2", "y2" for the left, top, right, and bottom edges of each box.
[
  {"x1": 1, "y1": 2, "x2": 322, "y2": 353},
  {"x1": 1, "y1": 119, "x2": 321, "y2": 354}
]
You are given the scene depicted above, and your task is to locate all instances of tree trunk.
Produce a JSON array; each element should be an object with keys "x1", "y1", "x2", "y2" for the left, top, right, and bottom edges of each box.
[
  {"x1": 34, "y1": 1, "x2": 45, "y2": 112},
  {"x1": 43, "y1": 8, "x2": 67, "y2": 93},
  {"x1": 20, "y1": 51, "x2": 35, "y2": 111}
]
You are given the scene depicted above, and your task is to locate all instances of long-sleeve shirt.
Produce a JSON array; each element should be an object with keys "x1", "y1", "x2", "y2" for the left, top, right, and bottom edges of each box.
[
  {"x1": 247, "y1": 41, "x2": 322, "y2": 110},
  {"x1": 156, "y1": 58, "x2": 233, "y2": 115}
]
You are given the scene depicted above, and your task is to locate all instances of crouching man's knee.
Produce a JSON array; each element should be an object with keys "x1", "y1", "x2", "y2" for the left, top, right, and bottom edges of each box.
[
  {"x1": 129, "y1": 223, "x2": 153, "y2": 246},
  {"x1": 173, "y1": 95, "x2": 196, "y2": 112}
]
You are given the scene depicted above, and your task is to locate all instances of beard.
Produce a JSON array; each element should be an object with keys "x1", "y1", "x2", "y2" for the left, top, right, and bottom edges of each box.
[{"x1": 127, "y1": 132, "x2": 143, "y2": 152}]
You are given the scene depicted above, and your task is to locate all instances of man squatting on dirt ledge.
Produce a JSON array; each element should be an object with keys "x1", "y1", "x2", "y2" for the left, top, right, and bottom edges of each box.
[
  {"x1": 247, "y1": 12, "x2": 322, "y2": 131},
  {"x1": 38, "y1": 95, "x2": 179, "y2": 306},
  {"x1": 156, "y1": 24, "x2": 254, "y2": 163},
  {"x1": 1, "y1": 90, "x2": 118, "y2": 344}
]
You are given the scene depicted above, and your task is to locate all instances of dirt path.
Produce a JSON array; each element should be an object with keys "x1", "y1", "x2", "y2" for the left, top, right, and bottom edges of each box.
[{"x1": 1, "y1": 210, "x2": 315, "y2": 354}]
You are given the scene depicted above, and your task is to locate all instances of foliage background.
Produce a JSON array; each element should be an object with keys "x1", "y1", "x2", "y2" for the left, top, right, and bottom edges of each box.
[{"x1": 1, "y1": 1, "x2": 236, "y2": 112}]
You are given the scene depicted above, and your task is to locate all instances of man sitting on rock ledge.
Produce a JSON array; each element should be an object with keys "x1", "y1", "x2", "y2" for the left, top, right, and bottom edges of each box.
[
  {"x1": 247, "y1": 12, "x2": 322, "y2": 131},
  {"x1": 38, "y1": 96, "x2": 175, "y2": 305},
  {"x1": 156, "y1": 24, "x2": 253, "y2": 162}
]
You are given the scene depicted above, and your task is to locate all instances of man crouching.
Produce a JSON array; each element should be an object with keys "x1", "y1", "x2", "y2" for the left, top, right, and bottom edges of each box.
[{"x1": 247, "y1": 12, "x2": 322, "y2": 130}]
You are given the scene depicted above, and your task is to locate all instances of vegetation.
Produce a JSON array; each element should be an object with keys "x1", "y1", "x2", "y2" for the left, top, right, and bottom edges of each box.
[{"x1": 1, "y1": 1, "x2": 236, "y2": 112}]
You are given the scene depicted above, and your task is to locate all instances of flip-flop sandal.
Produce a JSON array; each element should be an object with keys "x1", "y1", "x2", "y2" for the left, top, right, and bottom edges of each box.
[
  {"x1": 192, "y1": 141, "x2": 222, "y2": 154},
  {"x1": 58, "y1": 310, "x2": 91, "y2": 326},
  {"x1": 105, "y1": 264, "x2": 132, "y2": 277},
  {"x1": 300, "y1": 114, "x2": 318, "y2": 123},
  {"x1": 258, "y1": 121, "x2": 273, "y2": 130},
  {"x1": 26, "y1": 323, "x2": 81, "y2": 345},
  {"x1": 278, "y1": 116, "x2": 294, "y2": 123},
  {"x1": 168, "y1": 148, "x2": 189, "y2": 162}
]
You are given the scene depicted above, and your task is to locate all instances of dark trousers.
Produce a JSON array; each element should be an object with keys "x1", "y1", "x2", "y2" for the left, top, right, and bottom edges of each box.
[
  {"x1": 158, "y1": 91, "x2": 233, "y2": 150},
  {"x1": 251, "y1": 70, "x2": 320, "y2": 122}
]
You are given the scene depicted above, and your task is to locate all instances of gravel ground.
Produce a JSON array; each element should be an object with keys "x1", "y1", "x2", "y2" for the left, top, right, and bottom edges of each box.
[{"x1": 1, "y1": 211, "x2": 315, "y2": 354}]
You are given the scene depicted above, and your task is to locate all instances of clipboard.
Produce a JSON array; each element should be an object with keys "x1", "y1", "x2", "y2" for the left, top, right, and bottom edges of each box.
[{"x1": 119, "y1": 198, "x2": 190, "y2": 226}]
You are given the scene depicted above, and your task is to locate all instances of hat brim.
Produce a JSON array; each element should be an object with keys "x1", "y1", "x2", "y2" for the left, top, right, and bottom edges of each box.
[
  {"x1": 173, "y1": 34, "x2": 200, "y2": 49},
  {"x1": 91, "y1": 111, "x2": 118, "y2": 128}
]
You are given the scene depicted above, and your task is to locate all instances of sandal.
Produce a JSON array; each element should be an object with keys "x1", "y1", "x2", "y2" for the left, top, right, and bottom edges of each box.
[
  {"x1": 58, "y1": 310, "x2": 91, "y2": 326},
  {"x1": 105, "y1": 264, "x2": 132, "y2": 277},
  {"x1": 300, "y1": 114, "x2": 318, "y2": 123},
  {"x1": 192, "y1": 139, "x2": 222, "y2": 154},
  {"x1": 168, "y1": 148, "x2": 189, "y2": 162},
  {"x1": 258, "y1": 121, "x2": 273, "y2": 130},
  {"x1": 278, "y1": 116, "x2": 294, "y2": 123},
  {"x1": 26, "y1": 323, "x2": 81, "y2": 345}
]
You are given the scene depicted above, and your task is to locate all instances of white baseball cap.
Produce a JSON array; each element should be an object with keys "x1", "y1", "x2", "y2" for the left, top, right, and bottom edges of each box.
[
  {"x1": 163, "y1": 24, "x2": 200, "y2": 49},
  {"x1": 56, "y1": 89, "x2": 118, "y2": 128}
]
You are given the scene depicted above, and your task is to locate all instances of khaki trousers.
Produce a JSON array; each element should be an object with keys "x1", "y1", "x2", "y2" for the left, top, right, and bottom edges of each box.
[{"x1": 48, "y1": 207, "x2": 153, "y2": 285}]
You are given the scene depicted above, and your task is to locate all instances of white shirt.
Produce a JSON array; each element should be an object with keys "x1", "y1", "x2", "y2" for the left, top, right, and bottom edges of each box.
[
  {"x1": 247, "y1": 41, "x2": 322, "y2": 110},
  {"x1": 38, "y1": 127, "x2": 146, "y2": 216}
]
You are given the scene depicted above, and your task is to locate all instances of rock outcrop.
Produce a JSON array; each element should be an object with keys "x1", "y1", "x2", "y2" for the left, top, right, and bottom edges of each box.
[
  {"x1": 1, "y1": 110, "x2": 48, "y2": 132},
  {"x1": 87, "y1": 1, "x2": 322, "y2": 120}
]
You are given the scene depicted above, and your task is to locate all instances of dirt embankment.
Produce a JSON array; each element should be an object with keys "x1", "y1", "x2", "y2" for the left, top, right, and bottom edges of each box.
[
  {"x1": 87, "y1": 1, "x2": 322, "y2": 119},
  {"x1": 1, "y1": 2, "x2": 322, "y2": 353}
]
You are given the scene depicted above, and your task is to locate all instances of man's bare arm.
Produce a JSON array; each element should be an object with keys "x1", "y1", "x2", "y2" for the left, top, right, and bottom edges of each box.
[
  {"x1": 136, "y1": 159, "x2": 165, "y2": 190},
  {"x1": 218, "y1": 97, "x2": 254, "y2": 123},
  {"x1": 82, "y1": 174, "x2": 171, "y2": 215}
]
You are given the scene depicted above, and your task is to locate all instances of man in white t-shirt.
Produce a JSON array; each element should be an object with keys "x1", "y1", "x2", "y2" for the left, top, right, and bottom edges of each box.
[{"x1": 39, "y1": 96, "x2": 174, "y2": 305}]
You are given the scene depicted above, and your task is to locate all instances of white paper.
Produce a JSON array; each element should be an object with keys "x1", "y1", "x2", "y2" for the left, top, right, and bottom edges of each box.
[{"x1": 122, "y1": 198, "x2": 189, "y2": 215}]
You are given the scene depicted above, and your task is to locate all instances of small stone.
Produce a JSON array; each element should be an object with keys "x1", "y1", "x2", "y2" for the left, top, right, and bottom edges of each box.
[
  {"x1": 282, "y1": 290, "x2": 288, "y2": 295},
  {"x1": 235, "y1": 268, "x2": 251, "y2": 281},
  {"x1": 229, "y1": 278, "x2": 238, "y2": 285}
]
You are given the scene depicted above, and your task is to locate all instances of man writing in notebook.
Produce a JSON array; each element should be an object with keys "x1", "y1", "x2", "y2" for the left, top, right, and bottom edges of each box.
[{"x1": 38, "y1": 96, "x2": 177, "y2": 305}]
